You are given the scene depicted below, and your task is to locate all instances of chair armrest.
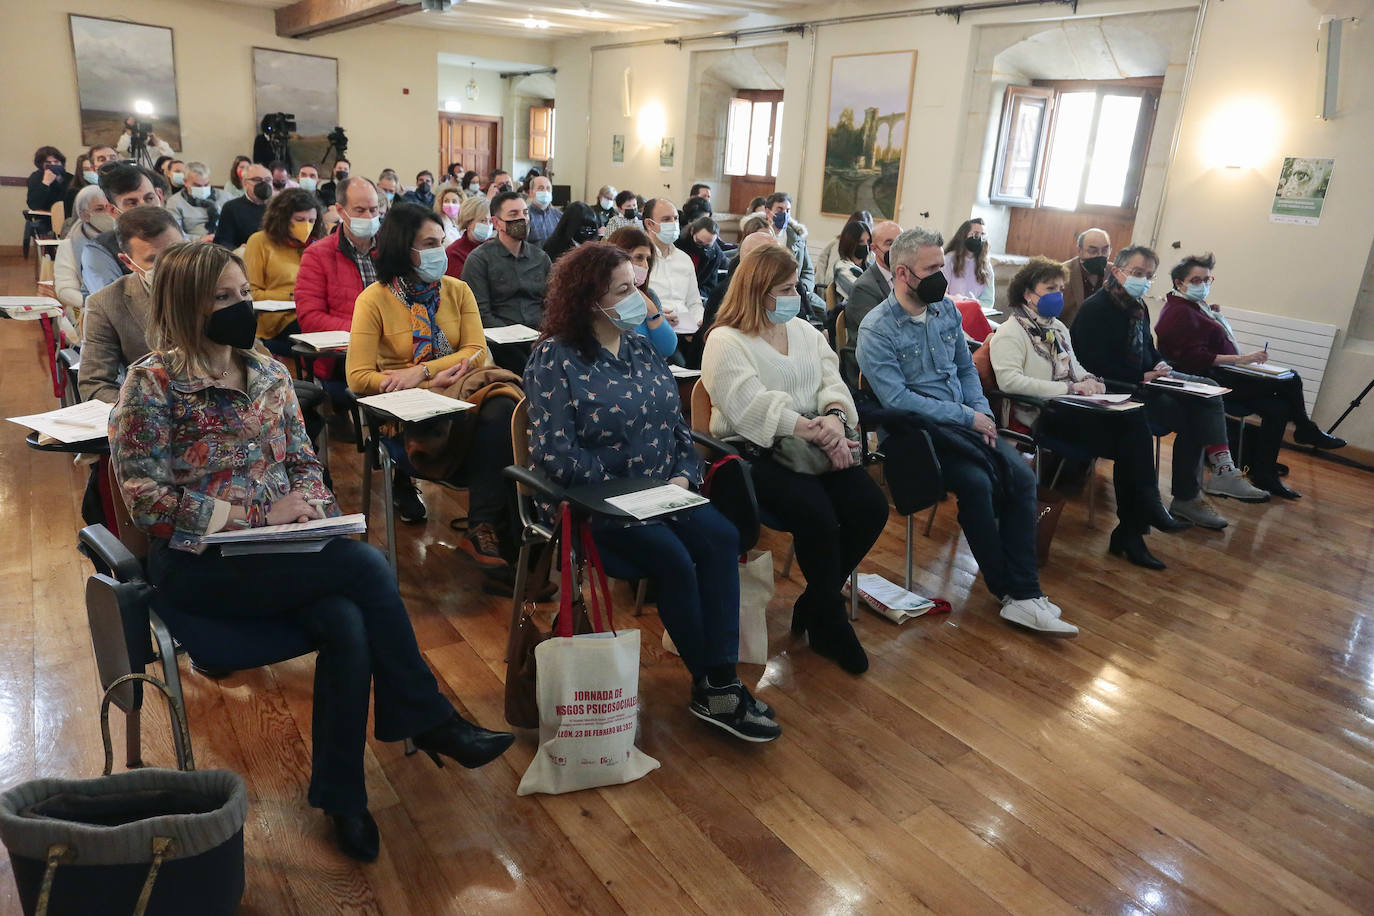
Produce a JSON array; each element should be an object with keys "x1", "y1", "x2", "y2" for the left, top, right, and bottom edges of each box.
[
  {"x1": 689, "y1": 429, "x2": 739, "y2": 459},
  {"x1": 998, "y1": 391, "x2": 1048, "y2": 410},
  {"x1": 1103, "y1": 378, "x2": 1141, "y2": 395},
  {"x1": 502, "y1": 465, "x2": 568, "y2": 503},
  {"x1": 79, "y1": 524, "x2": 144, "y2": 582}
]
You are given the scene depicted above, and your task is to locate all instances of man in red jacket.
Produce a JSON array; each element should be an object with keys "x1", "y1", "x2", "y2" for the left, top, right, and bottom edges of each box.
[{"x1": 295, "y1": 176, "x2": 428, "y2": 523}]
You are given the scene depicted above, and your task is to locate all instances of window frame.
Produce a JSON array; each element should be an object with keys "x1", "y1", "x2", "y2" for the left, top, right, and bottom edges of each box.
[
  {"x1": 723, "y1": 89, "x2": 784, "y2": 180},
  {"x1": 989, "y1": 85, "x2": 1055, "y2": 207}
]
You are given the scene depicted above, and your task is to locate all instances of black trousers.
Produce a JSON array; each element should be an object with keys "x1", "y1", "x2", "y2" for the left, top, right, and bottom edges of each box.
[
  {"x1": 1039, "y1": 405, "x2": 1161, "y2": 533},
  {"x1": 749, "y1": 457, "x2": 890, "y2": 618},
  {"x1": 1211, "y1": 370, "x2": 1310, "y2": 477}
]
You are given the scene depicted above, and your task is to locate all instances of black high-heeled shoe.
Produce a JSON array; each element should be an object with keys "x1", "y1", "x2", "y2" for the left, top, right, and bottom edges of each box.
[
  {"x1": 410, "y1": 713, "x2": 514, "y2": 770},
  {"x1": 330, "y1": 810, "x2": 380, "y2": 862},
  {"x1": 1147, "y1": 498, "x2": 1192, "y2": 533},
  {"x1": 1108, "y1": 526, "x2": 1166, "y2": 570}
]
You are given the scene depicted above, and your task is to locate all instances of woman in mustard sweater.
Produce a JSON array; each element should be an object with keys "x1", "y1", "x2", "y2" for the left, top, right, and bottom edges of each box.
[
  {"x1": 346, "y1": 202, "x2": 520, "y2": 570},
  {"x1": 244, "y1": 188, "x2": 325, "y2": 349}
]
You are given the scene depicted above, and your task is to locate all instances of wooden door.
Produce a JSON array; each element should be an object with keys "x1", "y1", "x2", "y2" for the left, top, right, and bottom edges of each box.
[
  {"x1": 529, "y1": 105, "x2": 553, "y2": 163},
  {"x1": 439, "y1": 114, "x2": 503, "y2": 181},
  {"x1": 726, "y1": 89, "x2": 783, "y2": 214}
]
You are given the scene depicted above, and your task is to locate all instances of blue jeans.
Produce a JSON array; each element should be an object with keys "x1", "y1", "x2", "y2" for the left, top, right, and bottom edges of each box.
[
  {"x1": 592, "y1": 504, "x2": 740, "y2": 680},
  {"x1": 148, "y1": 537, "x2": 454, "y2": 814},
  {"x1": 936, "y1": 435, "x2": 1041, "y2": 601}
]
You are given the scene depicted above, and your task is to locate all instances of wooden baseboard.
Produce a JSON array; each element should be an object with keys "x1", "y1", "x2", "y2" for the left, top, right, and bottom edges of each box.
[{"x1": 0, "y1": 245, "x2": 23, "y2": 257}]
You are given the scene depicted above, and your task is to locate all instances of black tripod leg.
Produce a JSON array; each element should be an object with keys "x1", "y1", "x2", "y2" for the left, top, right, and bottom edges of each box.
[{"x1": 1326, "y1": 377, "x2": 1374, "y2": 436}]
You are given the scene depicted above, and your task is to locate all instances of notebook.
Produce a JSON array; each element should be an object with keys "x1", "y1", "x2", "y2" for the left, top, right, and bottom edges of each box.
[
  {"x1": 201, "y1": 513, "x2": 366, "y2": 545},
  {"x1": 289, "y1": 331, "x2": 351, "y2": 351},
  {"x1": 484, "y1": 324, "x2": 540, "y2": 345},
  {"x1": 357, "y1": 388, "x2": 475, "y2": 422}
]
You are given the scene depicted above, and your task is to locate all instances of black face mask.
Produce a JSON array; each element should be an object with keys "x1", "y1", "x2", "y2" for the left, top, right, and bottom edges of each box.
[
  {"x1": 1083, "y1": 255, "x2": 1108, "y2": 276},
  {"x1": 251, "y1": 182, "x2": 271, "y2": 202},
  {"x1": 855, "y1": 244, "x2": 870, "y2": 262},
  {"x1": 574, "y1": 224, "x2": 598, "y2": 243},
  {"x1": 206, "y1": 300, "x2": 258, "y2": 349},
  {"x1": 623, "y1": 209, "x2": 637, "y2": 221},
  {"x1": 272, "y1": 179, "x2": 286, "y2": 191},
  {"x1": 333, "y1": 170, "x2": 348, "y2": 181},
  {"x1": 417, "y1": 182, "x2": 431, "y2": 195},
  {"x1": 902, "y1": 268, "x2": 948, "y2": 305},
  {"x1": 964, "y1": 237, "x2": 984, "y2": 254},
  {"x1": 877, "y1": 247, "x2": 889, "y2": 268}
]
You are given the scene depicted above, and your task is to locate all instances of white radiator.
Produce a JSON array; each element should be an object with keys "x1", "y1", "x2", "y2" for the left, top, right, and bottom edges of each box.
[{"x1": 1204, "y1": 306, "x2": 1338, "y2": 414}]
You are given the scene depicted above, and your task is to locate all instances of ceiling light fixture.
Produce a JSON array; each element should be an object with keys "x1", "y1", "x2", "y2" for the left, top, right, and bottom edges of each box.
[
  {"x1": 466, "y1": 61, "x2": 479, "y2": 100},
  {"x1": 419, "y1": 0, "x2": 453, "y2": 11}
]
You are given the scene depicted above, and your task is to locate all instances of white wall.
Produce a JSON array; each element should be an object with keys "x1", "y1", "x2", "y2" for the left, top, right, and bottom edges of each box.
[
  {"x1": 0, "y1": 0, "x2": 552, "y2": 245},
  {"x1": 436, "y1": 65, "x2": 508, "y2": 119}
]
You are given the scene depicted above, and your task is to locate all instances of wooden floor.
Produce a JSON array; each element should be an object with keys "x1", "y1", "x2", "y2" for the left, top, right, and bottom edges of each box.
[{"x1": 2, "y1": 255, "x2": 1373, "y2": 915}]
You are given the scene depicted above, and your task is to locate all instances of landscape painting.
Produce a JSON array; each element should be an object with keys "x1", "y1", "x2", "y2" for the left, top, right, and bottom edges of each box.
[
  {"x1": 253, "y1": 47, "x2": 339, "y2": 138},
  {"x1": 821, "y1": 50, "x2": 916, "y2": 221},
  {"x1": 69, "y1": 14, "x2": 181, "y2": 149}
]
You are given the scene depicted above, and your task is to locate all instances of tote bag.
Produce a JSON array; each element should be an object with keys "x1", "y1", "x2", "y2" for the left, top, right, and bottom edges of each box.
[
  {"x1": 517, "y1": 510, "x2": 660, "y2": 796},
  {"x1": 663, "y1": 548, "x2": 772, "y2": 666}
]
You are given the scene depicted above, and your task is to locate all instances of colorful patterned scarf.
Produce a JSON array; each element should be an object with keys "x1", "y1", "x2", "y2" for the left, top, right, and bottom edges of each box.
[
  {"x1": 1013, "y1": 306, "x2": 1074, "y2": 381},
  {"x1": 388, "y1": 278, "x2": 452, "y2": 364}
]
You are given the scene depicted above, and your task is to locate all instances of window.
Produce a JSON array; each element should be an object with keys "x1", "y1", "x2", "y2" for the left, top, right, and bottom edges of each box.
[
  {"x1": 990, "y1": 80, "x2": 1160, "y2": 211},
  {"x1": 724, "y1": 90, "x2": 783, "y2": 179}
]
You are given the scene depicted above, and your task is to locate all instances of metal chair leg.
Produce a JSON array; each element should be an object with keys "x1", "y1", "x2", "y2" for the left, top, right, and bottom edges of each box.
[
  {"x1": 506, "y1": 542, "x2": 532, "y2": 663},
  {"x1": 360, "y1": 440, "x2": 374, "y2": 524},
  {"x1": 379, "y1": 446, "x2": 398, "y2": 580},
  {"x1": 780, "y1": 541, "x2": 796, "y2": 579},
  {"x1": 924, "y1": 503, "x2": 937, "y2": 537},
  {"x1": 125, "y1": 705, "x2": 143, "y2": 770},
  {"x1": 848, "y1": 569, "x2": 859, "y2": 621},
  {"x1": 1087, "y1": 458, "x2": 1097, "y2": 528},
  {"x1": 149, "y1": 611, "x2": 194, "y2": 772},
  {"x1": 633, "y1": 578, "x2": 647, "y2": 616},
  {"x1": 905, "y1": 514, "x2": 915, "y2": 592}
]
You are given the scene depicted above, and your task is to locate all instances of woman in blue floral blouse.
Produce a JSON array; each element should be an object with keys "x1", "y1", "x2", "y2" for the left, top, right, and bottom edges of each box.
[
  {"x1": 525, "y1": 242, "x2": 781, "y2": 743},
  {"x1": 109, "y1": 241, "x2": 514, "y2": 862}
]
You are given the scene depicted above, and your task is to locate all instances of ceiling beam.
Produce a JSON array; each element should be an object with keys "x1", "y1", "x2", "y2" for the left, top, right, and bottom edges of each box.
[{"x1": 276, "y1": 0, "x2": 415, "y2": 39}]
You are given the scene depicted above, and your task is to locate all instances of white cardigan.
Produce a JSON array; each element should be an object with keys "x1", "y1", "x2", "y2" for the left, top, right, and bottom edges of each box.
[
  {"x1": 701, "y1": 320, "x2": 856, "y2": 448},
  {"x1": 987, "y1": 314, "x2": 1091, "y2": 399}
]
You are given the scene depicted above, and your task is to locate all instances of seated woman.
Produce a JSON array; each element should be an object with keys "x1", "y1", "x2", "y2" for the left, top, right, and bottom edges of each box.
[
  {"x1": 989, "y1": 257, "x2": 1190, "y2": 569},
  {"x1": 27, "y1": 145, "x2": 71, "y2": 237},
  {"x1": 675, "y1": 215, "x2": 725, "y2": 302},
  {"x1": 54, "y1": 184, "x2": 118, "y2": 337},
  {"x1": 941, "y1": 217, "x2": 995, "y2": 311},
  {"x1": 346, "y1": 202, "x2": 521, "y2": 570},
  {"x1": 541, "y1": 201, "x2": 601, "y2": 263},
  {"x1": 526, "y1": 243, "x2": 781, "y2": 743},
  {"x1": 243, "y1": 188, "x2": 324, "y2": 351},
  {"x1": 606, "y1": 225, "x2": 679, "y2": 358},
  {"x1": 1156, "y1": 252, "x2": 1344, "y2": 499},
  {"x1": 602, "y1": 189, "x2": 641, "y2": 235},
  {"x1": 435, "y1": 184, "x2": 464, "y2": 245},
  {"x1": 460, "y1": 169, "x2": 482, "y2": 198},
  {"x1": 816, "y1": 211, "x2": 872, "y2": 292},
  {"x1": 224, "y1": 155, "x2": 252, "y2": 201},
  {"x1": 443, "y1": 196, "x2": 492, "y2": 281},
  {"x1": 109, "y1": 240, "x2": 513, "y2": 863},
  {"x1": 830, "y1": 219, "x2": 873, "y2": 305},
  {"x1": 702, "y1": 243, "x2": 888, "y2": 672}
]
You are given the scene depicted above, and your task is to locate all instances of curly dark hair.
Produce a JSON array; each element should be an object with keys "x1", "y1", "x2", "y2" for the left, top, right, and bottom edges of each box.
[
  {"x1": 540, "y1": 243, "x2": 631, "y2": 361},
  {"x1": 1006, "y1": 255, "x2": 1068, "y2": 312},
  {"x1": 1170, "y1": 251, "x2": 1215, "y2": 289},
  {"x1": 33, "y1": 146, "x2": 66, "y2": 169},
  {"x1": 261, "y1": 188, "x2": 324, "y2": 248}
]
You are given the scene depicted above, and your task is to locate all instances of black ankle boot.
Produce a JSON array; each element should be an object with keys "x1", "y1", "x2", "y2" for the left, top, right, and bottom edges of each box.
[
  {"x1": 1147, "y1": 497, "x2": 1192, "y2": 533},
  {"x1": 330, "y1": 810, "x2": 380, "y2": 862},
  {"x1": 1294, "y1": 423, "x2": 1346, "y2": 450},
  {"x1": 808, "y1": 609, "x2": 869, "y2": 674},
  {"x1": 1108, "y1": 525, "x2": 1166, "y2": 570},
  {"x1": 411, "y1": 712, "x2": 514, "y2": 769}
]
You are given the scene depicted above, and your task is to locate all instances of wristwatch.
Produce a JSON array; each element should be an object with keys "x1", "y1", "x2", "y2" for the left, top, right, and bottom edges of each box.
[
  {"x1": 825, "y1": 407, "x2": 847, "y2": 421},
  {"x1": 421, "y1": 363, "x2": 432, "y2": 380}
]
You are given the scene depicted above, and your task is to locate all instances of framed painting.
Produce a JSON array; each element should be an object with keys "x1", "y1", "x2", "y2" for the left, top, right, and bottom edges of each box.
[
  {"x1": 820, "y1": 50, "x2": 917, "y2": 221},
  {"x1": 253, "y1": 47, "x2": 339, "y2": 138},
  {"x1": 69, "y1": 14, "x2": 181, "y2": 149}
]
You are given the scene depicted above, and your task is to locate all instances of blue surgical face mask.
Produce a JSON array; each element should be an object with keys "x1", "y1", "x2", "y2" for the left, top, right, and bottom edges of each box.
[
  {"x1": 349, "y1": 216, "x2": 382, "y2": 239},
  {"x1": 1183, "y1": 281, "x2": 1211, "y2": 302},
  {"x1": 601, "y1": 289, "x2": 648, "y2": 331},
  {"x1": 768, "y1": 294, "x2": 801, "y2": 324},
  {"x1": 82, "y1": 169, "x2": 99, "y2": 184},
  {"x1": 384, "y1": 190, "x2": 395, "y2": 203},
  {"x1": 1123, "y1": 275, "x2": 1152, "y2": 299},
  {"x1": 412, "y1": 246, "x2": 449, "y2": 283},
  {"x1": 655, "y1": 221, "x2": 680, "y2": 245},
  {"x1": 771, "y1": 210, "x2": 788, "y2": 231},
  {"x1": 1033, "y1": 290, "x2": 1064, "y2": 319},
  {"x1": 470, "y1": 221, "x2": 493, "y2": 242},
  {"x1": 171, "y1": 172, "x2": 185, "y2": 187},
  {"x1": 534, "y1": 190, "x2": 553, "y2": 207}
]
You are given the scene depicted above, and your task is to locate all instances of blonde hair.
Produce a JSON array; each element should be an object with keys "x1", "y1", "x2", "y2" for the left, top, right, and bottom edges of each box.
[
  {"x1": 738, "y1": 212, "x2": 773, "y2": 239},
  {"x1": 714, "y1": 244, "x2": 799, "y2": 337},
  {"x1": 457, "y1": 195, "x2": 490, "y2": 231},
  {"x1": 150, "y1": 241, "x2": 250, "y2": 377},
  {"x1": 434, "y1": 183, "x2": 463, "y2": 212}
]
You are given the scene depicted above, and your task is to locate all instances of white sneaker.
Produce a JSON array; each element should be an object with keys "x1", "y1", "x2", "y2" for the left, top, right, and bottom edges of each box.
[
  {"x1": 1036, "y1": 595, "x2": 1064, "y2": 619},
  {"x1": 1203, "y1": 466, "x2": 1271, "y2": 502},
  {"x1": 1000, "y1": 596, "x2": 1078, "y2": 636}
]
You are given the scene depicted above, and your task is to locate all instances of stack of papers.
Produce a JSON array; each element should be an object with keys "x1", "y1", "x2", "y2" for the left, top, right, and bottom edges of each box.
[
  {"x1": 253, "y1": 300, "x2": 296, "y2": 312},
  {"x1": 290, "y1": 331, "x2": 351, "y2": 351},
  {"x1": 1054, "y1": 393, "x2": 1141, "y2": 411},
  {"x1": 1147, "y1": 378, "x2": 1230, "y2": 398},
  {"x1": 484, "y1": 324, "x2": 540, "y2": 345},
  {"x1": 669, "y1": 365, "x2": 702, "y2": 379},
  {"x1": 0, "y1": 297, "x2": 64, "y2": 320},
  {"x1": 842, "y1": 574, "x2": 938, "y2": 624},
  {"x1": 8, "y1": 399, "x2": 112, "y2": 443},
  {"x1": 1228, "y1": 362, "x2": 1295, "y2": 379},
  {"x1": 202, "y1": 513, "x2": 366, "y2": 546},
  {"x1": 672, "y1": 318, "x2": 701, "y2": 336},
  {"x1": 357, "y1": 388, "x2": 474, "y2": 422},
  {"x1": 604, "y1": 485, "x2": 709, "y2": 520}
]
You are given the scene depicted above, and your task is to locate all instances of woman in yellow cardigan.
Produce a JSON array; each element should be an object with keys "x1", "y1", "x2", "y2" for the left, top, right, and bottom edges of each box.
[
  {"x1": 244, "y1": 187, "x2": 325, "y2": 350},
  {"x1": 347, "y1": 202, "x2": 520, "y2": 570}
]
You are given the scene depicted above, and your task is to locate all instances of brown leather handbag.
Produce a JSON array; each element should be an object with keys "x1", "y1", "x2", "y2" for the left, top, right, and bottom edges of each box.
[{"x1": 403, "y1": 365, "x2": 523, "y2": 481}]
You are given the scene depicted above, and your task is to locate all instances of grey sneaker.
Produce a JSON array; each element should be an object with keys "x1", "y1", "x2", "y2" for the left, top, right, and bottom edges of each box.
[
  {"x1": 690, "y1": 679, "x2": 781, "y2": 742},
  {"x1": 1203, "y1": 466, "x2": 1271, "y2": 502},
  {"x1": 1170, "y1": 496, "x2": 1229, "y2": 529}
]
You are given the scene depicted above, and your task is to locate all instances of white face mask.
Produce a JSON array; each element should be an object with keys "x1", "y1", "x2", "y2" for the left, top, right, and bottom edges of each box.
[
  {"x1": 470, "y1": 221, "x2": 494, "y2": 242},
  {"x1": 600, "y1": 197, "x2": 614, "y2": 210},
  {"x1": 349, "y1": 216, "x2": 382, "y2": 239},
  {"x1": 189, "y1": 185, "x2": 212, "y2": 200}
]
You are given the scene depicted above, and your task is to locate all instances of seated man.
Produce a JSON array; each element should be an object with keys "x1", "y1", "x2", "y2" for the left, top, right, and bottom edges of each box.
[
  {"x1": 1061, "y1": 227, "x2": 1111, "y2": 328},
  {"x1": 525, "y1": 175, "x2": 561, "y2": 246},
  {"x1": 765, "y1": 191, "x2": 825, "y2": 320},
  {"x1": 856, "y1": 228, "x2": 1077, "y2": 636},
  {"x1": 402, "y1": 169, "x2": 434, "y2": 208},
  {"x1": 81, "y1": 164, "x2": 169, "y2": 296},
  {"x1": 215, "y1": 163, "x2": 272, "y2": 250},
  {"x1": 460, "y1": 190, "x2": 551, "y2": 373},
  {"x1": 844, "y1": 220, "x2": 900, "y2": 331}
]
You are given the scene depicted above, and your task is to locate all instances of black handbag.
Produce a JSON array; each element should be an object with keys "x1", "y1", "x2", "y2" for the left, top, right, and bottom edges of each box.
[
  {"x1": 702, "y1": 454, "x2": 761, "y2": 552},
  {"x1": 0, "y1": 674, "x2": 247, "y2": 916}
]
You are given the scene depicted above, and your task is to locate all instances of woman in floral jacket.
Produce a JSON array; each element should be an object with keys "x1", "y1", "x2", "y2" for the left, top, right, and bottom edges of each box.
[{"x1": 109, "y1": 241, "x2": 513, "y2": 863}]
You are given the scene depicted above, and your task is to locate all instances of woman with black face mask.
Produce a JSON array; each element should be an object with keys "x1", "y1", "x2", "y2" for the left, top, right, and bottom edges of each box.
[
  {"x1": 830, "y1": 219, "x2": 873, "y2": 305},
  {"x1": 674, "y1": 215, "x2": 725, "y2": 301},
  {"x1": 603, "y1": 189, "x2": 641, "y2": 235},
  {"x1": 541, "y1": 201, "x2": 603, "y2": 263},
  {"x1": 941, "y1": 217, "x2": 995, "y2": 312},
  {"x1": 108, "y1": 240, "x2": 514, "y2": 864}
]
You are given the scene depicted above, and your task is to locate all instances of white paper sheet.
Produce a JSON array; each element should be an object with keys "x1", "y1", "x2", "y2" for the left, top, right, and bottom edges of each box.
[
  {"x1": 253, "y1": 300, "x2": 296, "y2": 312},
  {"x1": 1228, "y1": 362, "x2": 1295, "y2": 378},
  {"x1": 484, "y1": 324, "x2": 540, "y2": 344},
  {"x1": 669, "y1": 365, "x2": 702, "y2": 379},
  {"x1": 603, "y1": 485, "x2": 709, "y2": 520},
  {"x1": 8, "y1": 399, "x2": 112, "y2": 443},
  {"x1": 0, "y1": 296, "x2": 64, "y2": 320},
  {"x1": 202, "y1": 513, "x2": 366, "y2": 545},
  {"x1": 672, "y1": 318, "x2": 701, "y2": 336},
  {"x1": 1147, "y1": 378, "x2": 1230, "y2": 398},
  {"x1": 289, "y1": 331, "x2": 351, "y2": 351},
  {"x1": 357, "y1": 388, "x2": 475, "y2": 422}
]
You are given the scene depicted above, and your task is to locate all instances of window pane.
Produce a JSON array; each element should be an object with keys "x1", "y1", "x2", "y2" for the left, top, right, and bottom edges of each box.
[
  {"x1": 1083, "y1": 95, "x2": 1143, "y2": 207},
  {"x1": 1041, "y1": 92, "x2": 1096, "y2": 209},
  {"x1": 724, "y1": 99, "x2": 751, "y2": 176},
  {"x1": 748, "y1": 100, "x2": 772, "y2": 176},
  {"x1": 770, "y1": 101, "x2": 784, "y2": 177},
  {"x1": 998, "y1": 97, "x2": 1047, "y2": 197}
]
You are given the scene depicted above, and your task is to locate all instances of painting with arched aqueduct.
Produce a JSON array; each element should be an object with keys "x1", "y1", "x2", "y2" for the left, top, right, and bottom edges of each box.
[{"x1": 821, "y1": 50, "x2": 917, "y2": 222}]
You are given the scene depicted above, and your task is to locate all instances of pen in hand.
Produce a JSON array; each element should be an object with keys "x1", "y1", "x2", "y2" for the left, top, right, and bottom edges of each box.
[{"x1": 308, "y1": 499, "x2": 329, "y2": 520}]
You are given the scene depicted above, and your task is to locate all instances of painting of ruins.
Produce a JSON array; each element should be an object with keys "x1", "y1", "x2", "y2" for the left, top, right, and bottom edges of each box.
[{"x1": 821, "y1": 51, "x2": 916, "y2": 221}]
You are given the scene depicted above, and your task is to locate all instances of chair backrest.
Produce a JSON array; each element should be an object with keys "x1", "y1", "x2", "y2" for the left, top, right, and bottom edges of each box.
[
  {"x1": 50, "y1": 200, "x2": 66, "y2": 232},
  {"x1": 690, "y1": 380, "x2": 711, "y2": 434},
  {"x1": 834, "y1": 308, "x2": 847, "y2": 349},
  {"x1": 105, "y1": 458, "x2": 149, "y2": 561}
]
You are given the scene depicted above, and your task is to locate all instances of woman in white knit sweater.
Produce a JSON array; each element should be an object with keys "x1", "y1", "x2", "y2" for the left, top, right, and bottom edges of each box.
[
  {"x1": 989, "y1": 257, "x2": 1189, "y2": 570},
  {"x1": 701, "y1": 244, "x2": 888, "y2": 674}
]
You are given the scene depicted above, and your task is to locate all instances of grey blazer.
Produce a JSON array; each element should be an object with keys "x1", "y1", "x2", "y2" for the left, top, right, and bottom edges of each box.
[
  {"x1": 843, "y1": 263, "x2": 892, "y2": 331},
  {"x1": 79, "y1": 274, "x2": 152, "y2": 403}
]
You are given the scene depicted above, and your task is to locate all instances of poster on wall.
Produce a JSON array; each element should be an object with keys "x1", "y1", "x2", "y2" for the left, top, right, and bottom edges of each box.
[
  {"x1": 612, "y1": 134, "x2": 625, "y2": 165},
  {"x1": 820, "y1": 50, "x2": 917, "y2": 221},
  {"x1": 69, "y1": 14, "x2": 181, "y2": 150},
  {"x1": 253, "y1": 47, "x2": 339, "y2": 138},
  {"x1": 659, "y1": 137, "x2": 675, "y2": 170},
  {"x1": 1270, "y1": 157, "x2": 1335, "y2": 226}
]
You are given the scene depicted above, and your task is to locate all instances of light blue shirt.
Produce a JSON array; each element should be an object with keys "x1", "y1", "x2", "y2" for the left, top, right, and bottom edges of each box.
[
  {"x1": 80, "y1": 239, "x2": 124, "y2": 297},
  {"x1": 855, "y1": 292, "x2": 990, "y2": 428}
]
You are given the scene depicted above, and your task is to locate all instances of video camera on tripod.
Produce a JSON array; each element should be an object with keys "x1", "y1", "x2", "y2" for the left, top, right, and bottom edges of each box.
[
  {"x1": 324, "y1": 125, "x2": 349, "y2": 167},
  {"x1": 124, "y1": 116, "x2": 157, "y2": 166},
  {"x1": 261, "y1": 111, "x2": 297, "y2": 163}
]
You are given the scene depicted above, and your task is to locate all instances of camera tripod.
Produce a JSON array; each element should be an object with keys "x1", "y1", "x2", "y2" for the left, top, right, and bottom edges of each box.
[{"x1": 1326, "y1": 376, "x2": 1374, "y2": 436}]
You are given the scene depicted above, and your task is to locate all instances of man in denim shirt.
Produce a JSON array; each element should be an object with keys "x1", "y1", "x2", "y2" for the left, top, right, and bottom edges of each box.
[{"x1": 856, "y1": 228, "x2": 1077, "y2": 636}]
